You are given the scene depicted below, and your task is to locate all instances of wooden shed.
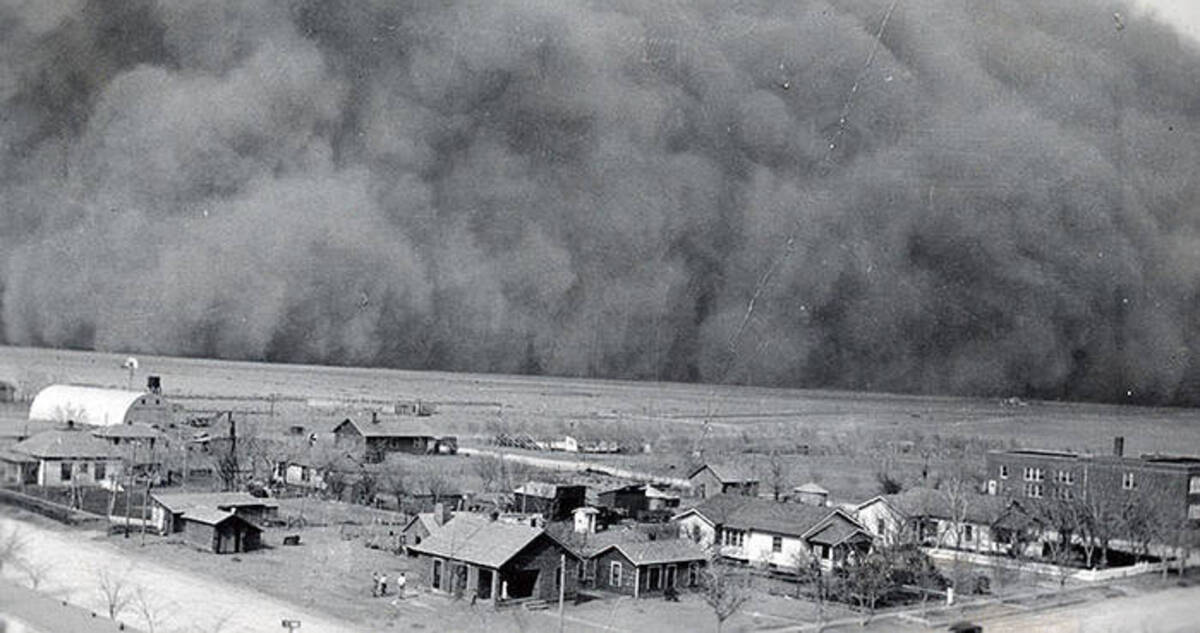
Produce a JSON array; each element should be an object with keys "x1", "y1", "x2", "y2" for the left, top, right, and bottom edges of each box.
[{"x1": 180, "y1": 509, "x2": 263, "y2": 554}]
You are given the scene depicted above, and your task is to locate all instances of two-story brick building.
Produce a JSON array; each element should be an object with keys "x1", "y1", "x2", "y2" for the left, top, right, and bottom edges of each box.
[{"x1": 985, "y1": 437, "x2": 1200, "y2": 529}]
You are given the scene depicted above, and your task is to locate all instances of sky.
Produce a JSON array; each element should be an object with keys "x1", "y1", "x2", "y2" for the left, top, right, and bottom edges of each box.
[
  {"x1": 1138, "y1": 0, "x2": 1200, "y2": 42},
  {"x1": 2, "y1": 0, "x2": 1199, "y2": 406}
]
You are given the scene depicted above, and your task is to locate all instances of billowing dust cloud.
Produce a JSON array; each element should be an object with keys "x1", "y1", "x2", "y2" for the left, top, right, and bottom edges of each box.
[{"x1": 2, "y1": 0, "x2": 1199, "y2": 405}]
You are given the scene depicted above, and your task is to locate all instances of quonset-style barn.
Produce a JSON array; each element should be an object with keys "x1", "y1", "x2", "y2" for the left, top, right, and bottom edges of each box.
[{"x1": 28, "y1": 385, "x2": 172, "y2": 427}]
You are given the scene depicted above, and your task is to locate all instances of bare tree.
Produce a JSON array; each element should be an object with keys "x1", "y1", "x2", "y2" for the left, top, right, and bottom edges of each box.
[
  {"x1": 789, "y1": 547, "x2": 828, "y2": 629},
  {"x1": 18, "y1": 557, "x2": 52, "y2": 589},
  {"x1": 98, "y1": 568, "x2": 133, "y2": 620},
  {"x1": 939, "y1": 476, "x2": 974, "y2": 590},
  {"x1": 0, "y1": 525, "x2": 27, "y2": 572},
  {"x1": 132, "y1": 585, "x2": 172, "y2": 633},
  {"x1": 422, "y1": 472, "x2": 457, "y2": 506},
  {"x1": 473, "y1": 454, "x2": 503, "y2": 492},
  {"x1": 701, "y1": 553, "x2": 753, "y2": 633},
  {"x1": 379, "y1": 462, "x2": 408, "y2": 513},
  {"x1": 1029, "y1": 499, "x2": 1080, "y2": 587},
  {"x1": 762, "y1": 449, "x2": 790, "y2": 502},
  {"x1": 844, "y1": 551, "x2": 894, "y2": 622}
]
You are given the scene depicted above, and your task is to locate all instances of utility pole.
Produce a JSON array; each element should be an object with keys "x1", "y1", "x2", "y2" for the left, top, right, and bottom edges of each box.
[
  {"x1": 124, "y1": 442, "x2": 136, "y2": 538},
  {"x1": 557, "y1": 553, "x2": 566, "y2": 633}
]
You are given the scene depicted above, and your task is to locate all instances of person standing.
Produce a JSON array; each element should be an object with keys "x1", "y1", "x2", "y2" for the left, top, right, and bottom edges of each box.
[
  {"x1": 371, "y1": 571, "x2": 381, "y2": 597},
  {"x1": 396, "y1": 571, "x2": 407, "y2": 599},
  {"x1": 379, "y1": 572, "x2": 389, "y2": 597}
]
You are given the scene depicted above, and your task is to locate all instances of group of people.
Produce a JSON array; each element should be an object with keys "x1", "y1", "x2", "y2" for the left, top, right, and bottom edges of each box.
[{"x1": 372, "y1": 571, "x2": 406, "y2": 598}]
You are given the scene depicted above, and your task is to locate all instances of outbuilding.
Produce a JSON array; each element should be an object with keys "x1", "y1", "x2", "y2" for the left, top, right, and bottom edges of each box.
[
  {"x1": 179, "y1": 508, "x2": 263, "y2": 554},
  {"x1": 150, "y1": 491, "x2": 279, "y2": 534},
  {"x1": 28, "y1": 385, "x2": 172, "y2": 427}
]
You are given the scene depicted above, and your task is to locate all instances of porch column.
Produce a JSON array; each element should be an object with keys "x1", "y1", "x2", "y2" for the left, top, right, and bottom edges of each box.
[
  {"x1": 492, "y1": 569, "x2": 499, "y2": 603},
  {"x1": 634, "y1": 567, "x2": 640, "y2": 599}
]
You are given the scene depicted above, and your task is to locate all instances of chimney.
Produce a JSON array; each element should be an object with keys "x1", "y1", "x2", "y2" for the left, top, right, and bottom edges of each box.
[
  {"x1": 1114, "y1": 436, "x2": 1125, "y2": 458},
  {"x1": 147, "y1": 375, "x2": 162, "y2": 394},
  {"x1": 433, "y1": 502, "x2": 452, "y2": 526}
]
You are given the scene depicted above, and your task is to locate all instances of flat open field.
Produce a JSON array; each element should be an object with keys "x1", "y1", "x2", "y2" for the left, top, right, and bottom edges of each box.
[{"x1": 3, "y1": 344, "x2": 1198, "y2": 458}]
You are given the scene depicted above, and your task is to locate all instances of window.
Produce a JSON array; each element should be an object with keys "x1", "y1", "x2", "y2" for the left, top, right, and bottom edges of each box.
[
  {"x1": 432, "y1": 559, "x2": 443, "y2": 590},
  {"x1": 877, "y1": 518, "x2": 886, "y2": 535},
  {"x1": 1123, "y1": 473, "x2": 1136, "y2": 490},
  {"x1": 60, "y1": 462, "x2": 72, "y2": 482},
  {"x1": 1023, "y1": 483, "x2": 1043, "y2": 498},
  {"x1": 1191, "y1": 476, "x2": 1200, "y2": 494},
  {"x1": 1189, "y1": 504, "x2": 1200, "y2": 520},
  {"x1": 1056, "y1": 487, "x2": 1073, "y2": 500},
  {"x1": 1057, "y1": 470, "x2": 1075, "y2": 485},
  {"x1": 721, "y1": 528, "x2": 745, "y2": 548},
  {"x1": 1034, "y1": 468, "x2": 1044, "y2": 482},
  {"x1": 1023, "y1": 467, "x2": 1043, "y2": 481},
  {"x1": 772, "y1": 536, "x2": 783, "y2": 553},
  {"x1": 1023, "y1": 467, "x2": 1033, "y2": 481},
  {"x1": 963, "y1": 524, "x2": 974, "y2": 542},
  {"x1": 95, "y1": 462, "x2": 106, "y2": 481},
  {"x1": 688, "y1": 562, "x2": 700, "y2": 587},
  {"x1": 78, "y1": 462, "x2": 89, "y2": 475},
  {"x1": 610, "y1": 561, "x2": 623, "y2": 587},
  {"x1": 999, "y1": 465, "x2": 1009, "y2": 479}
]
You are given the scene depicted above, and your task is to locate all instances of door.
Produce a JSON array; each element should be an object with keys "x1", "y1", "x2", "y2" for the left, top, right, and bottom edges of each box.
[
  {"x1": 665, "y1": 565, "x2": 677, "y2": 588},
  {"x1": 648, "y1": 566, "x2": 661, "y2": 591},
  {"x1": 478, "y1": 568, "x2": 493, "y2": 600},
  {"x1": 507, "y1": 570, "x2": 539, "y2": 598}
]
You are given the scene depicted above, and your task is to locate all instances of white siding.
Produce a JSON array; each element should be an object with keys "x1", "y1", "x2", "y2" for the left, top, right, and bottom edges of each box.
[
  {"x1": 676, "y1": 515, "x2": 716, "y2": 548},
  {"x1": 37, "y1": 459, "x2": 121, "y2": 487}
]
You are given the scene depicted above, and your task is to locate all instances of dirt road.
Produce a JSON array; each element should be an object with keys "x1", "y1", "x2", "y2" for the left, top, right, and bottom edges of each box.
[
  {"x1": 975, "y1": 584, "x2": 1200, "y2": 633},
  {"x1": 0, "y1": 515, "x2": 360, "y2": 633}
]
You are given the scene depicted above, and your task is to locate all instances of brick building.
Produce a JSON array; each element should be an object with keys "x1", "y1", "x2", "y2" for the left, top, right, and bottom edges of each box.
[{"x1": 985, "y1": 437, "x2": 1200, "y2": 528}]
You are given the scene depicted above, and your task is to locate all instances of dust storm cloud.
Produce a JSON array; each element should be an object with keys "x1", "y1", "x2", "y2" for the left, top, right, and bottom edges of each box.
[{"x1": 1, "y1": 0, "x2": 1199, "y2": 405}]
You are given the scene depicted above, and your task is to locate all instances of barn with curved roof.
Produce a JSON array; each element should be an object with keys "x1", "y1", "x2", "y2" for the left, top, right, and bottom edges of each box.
[{"x1": 28, "y1": 385, "x2": 172, "y2": 427}]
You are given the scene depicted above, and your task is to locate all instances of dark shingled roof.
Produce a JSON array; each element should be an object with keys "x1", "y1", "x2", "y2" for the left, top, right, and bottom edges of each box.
[
  {"x1": 408, "y1": 514, "x2": 575, "y2": 568},
  {"x1": 681, "y1": 494, "x2": 848, "y2": 538},
  {"x1": 151, "y1": 492, "x2": 278, "y2": 514},
  {"x1": 598, "y1": 539, "x2": 709, "y2": 566},
  {"x1": 884, "y1": 487, "x2": 1017, "y2": 525},
  {"x1": 807, "y1": 520, "x2": 869, "y2": 546},
  {"x1": 688, "y1": 463, "x2": 760, "y2": 483},
  {"x1": 91, "y1": 424, "x2": 166, "y2": 440},
  {"x1": 11, "y1": 429, "x2": 117, "y2": 459},
  {"x1": 334, "y1": 417, "x2": 443, "y2": 438}
]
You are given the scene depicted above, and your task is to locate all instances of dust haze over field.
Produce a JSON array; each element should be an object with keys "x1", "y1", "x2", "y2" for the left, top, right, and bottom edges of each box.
[{"x1": 1, "y1": 0, "x2": 1199, "y2": 405}]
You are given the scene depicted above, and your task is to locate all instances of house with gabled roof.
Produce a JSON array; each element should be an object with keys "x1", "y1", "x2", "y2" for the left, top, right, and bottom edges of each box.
[
  {"x1": 673, "y1": 494, "x2": 872, "y2": 570},
  {"x1": 589, "y1": 539, "x2": 708, "y2": 598},
  {"x1": 406, "y1": 513, "x2": 582, "y2": 603},
  {"x1": 332, "y1": 413, "x2": 457, "y2": 463},
  {"x1": 687, "y1": 463, "x2": 760, "y2": 499},
  {"x1": 865, "y1": 487, "x2": 1034, "y2": 556},
  {"x1": 7, "y1": 428, "x2": 122, "y2": 487}
]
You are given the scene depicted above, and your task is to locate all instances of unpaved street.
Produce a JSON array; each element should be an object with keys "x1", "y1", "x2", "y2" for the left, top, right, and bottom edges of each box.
[
  {"x1": 960, "y1": 584, "x2": 1200, "y2": 633},
  {"x1": 0, "y1": 515, "x2": 359, "y2": 633}
]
